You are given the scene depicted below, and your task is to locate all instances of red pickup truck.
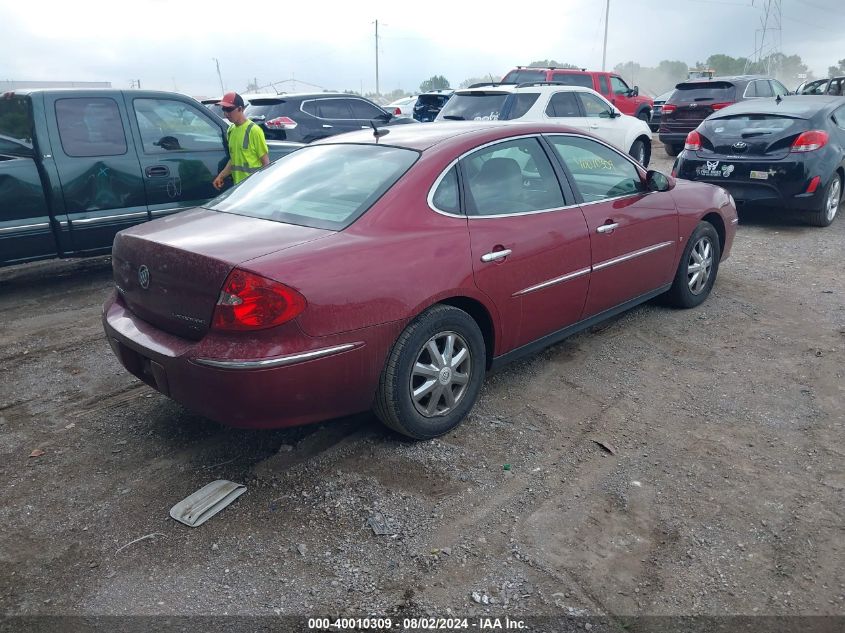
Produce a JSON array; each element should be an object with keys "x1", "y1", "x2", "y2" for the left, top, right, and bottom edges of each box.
[{"x1": 501, "y1": 67, "x2": 654, "y2": 123}]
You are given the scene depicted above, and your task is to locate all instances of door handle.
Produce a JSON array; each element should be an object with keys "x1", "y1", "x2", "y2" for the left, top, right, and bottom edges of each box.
[
  {"x1": 481, "y1": 249, "x2": 512, "y2": 262},
  {"x1": 597, "y1": 223, "x2": 619, "y2": 234},
  {"x1": 145, "y1": 165, "x2": 170, "y2": 178}
]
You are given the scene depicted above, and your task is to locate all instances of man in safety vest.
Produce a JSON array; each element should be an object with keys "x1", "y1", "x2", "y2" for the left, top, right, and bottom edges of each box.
[{"x1": 212, "y1": 92, "x2": 269, "y2": 190}]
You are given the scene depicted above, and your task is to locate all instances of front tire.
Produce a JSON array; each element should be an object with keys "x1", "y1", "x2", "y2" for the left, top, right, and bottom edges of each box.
[
  {"x1": 665, "y1": 221, "x2": 721, "y2": 308},
  {"x1": 374, "y1": 305, "x2": 486, "y2": 440},
  {"x1": 806, "y1": 173, "x2": 841, "y2": 227},
  {"x1": 637, "y1": 110, "x2": 651, "y2": 125}
]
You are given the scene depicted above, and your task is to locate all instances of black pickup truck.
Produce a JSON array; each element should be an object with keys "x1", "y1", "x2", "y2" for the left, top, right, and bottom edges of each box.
[{"x1": 0, "y1": 89, "x2": 301, "y2": 267}]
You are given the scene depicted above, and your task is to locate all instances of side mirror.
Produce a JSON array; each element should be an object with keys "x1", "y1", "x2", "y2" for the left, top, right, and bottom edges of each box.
[
  {"x1": 646, "y1": 170, "x2": 672, "y2": 192},
  {"x1": 374, "y1": 112, "x2": 392, "y2": 123}
]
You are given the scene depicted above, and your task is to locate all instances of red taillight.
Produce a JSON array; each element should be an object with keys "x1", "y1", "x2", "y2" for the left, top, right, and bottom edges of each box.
[
  {"x1": 791, "y1": 130, "x2": 829, "y2": 153},
  {"x1": 265, "y1": 116, "x2": 298, "y2": 130},
  {"x1": 684, "y1": 130, "x2": 702, "y2": 151},
  {"x1": 211, "y1": 268, "x2": 306, "y2": 331},
  {"x1": 806, "y1": 176, "x2": 821, "y2": 193},
  {"x1": 662, "y1": 104, "x2": 677, "y2": 114},
  {"x1": 393, "y1": 107, "x2": 402, "y2": 115},
  {"x1": 710, "y1": 102, "x2": 734, "y2": 111}
]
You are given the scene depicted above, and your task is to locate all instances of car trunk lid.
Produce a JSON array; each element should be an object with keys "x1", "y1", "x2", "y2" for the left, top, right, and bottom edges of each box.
[
  {"x1": 112, "y1": 208, "x2": 332, "y2": 340},
  {"x1": 699, "y1": 114, "x2": 808, "y2": 159}
]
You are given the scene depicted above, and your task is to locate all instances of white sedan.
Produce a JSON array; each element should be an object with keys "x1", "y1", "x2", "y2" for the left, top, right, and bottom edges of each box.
[{"x1": 386, "y1": 95, "x2": 417, "y2": 119}]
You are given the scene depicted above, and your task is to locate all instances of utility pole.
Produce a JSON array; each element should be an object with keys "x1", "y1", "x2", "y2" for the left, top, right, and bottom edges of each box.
[
  {"x1": 212, "y1": 58, "x2": 225, "y2": 95},
  {"x1": 601, "y1": 0, "x2": 610, "y2": 71},
  {"x1": 374, "y1": 19, "x2": 380, "y2": 97}
]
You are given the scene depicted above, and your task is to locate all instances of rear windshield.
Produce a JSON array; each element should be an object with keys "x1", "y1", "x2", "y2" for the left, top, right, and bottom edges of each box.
[
  {"x1": 205, "y1": 144, "x2": 418, "y2": 230},
  {"x1": 704, "y1": 114, "x2": 805, "y2": 137},
  {"x1": 670, "y1": 82, "x2": 736, "y2": 103},
  {"x1": 502, "y1": 69, "x2": 547, "y2": 83},
  {"x1": 0, "y1": 96, "x2": 34, "y2": 149},
  {"x1": 438, "y1": 92, "x2": 510, "y2": 121},
  {"x1": 245, "y1": 99, "x2": 288, "y2": 118},
  {"x1": 416, "y1": 94, "x2": 450, "y2": 108}
]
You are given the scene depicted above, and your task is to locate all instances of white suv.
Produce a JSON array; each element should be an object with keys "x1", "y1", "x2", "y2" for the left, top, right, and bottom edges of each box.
[{"x1": 435, "y1": 82, "x2": 652, "y2": 166}]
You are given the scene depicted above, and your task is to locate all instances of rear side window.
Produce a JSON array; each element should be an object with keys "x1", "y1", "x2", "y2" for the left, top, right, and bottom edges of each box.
[
  {"x1": 348, "y1": 99, "x2": 385, "y2": 119},
  {"x1": 417, "y1": 94, "x2": 451, "y2": 108},
  {"x1": 133, "y1": 98, "x2": 223, "y2": 153},
  {"x1": 550, "y1": 73, "x2": 593, "y2": 89},
  {"x1": 501, "y1": 93, "x2": 540, "y2": 119},
  {"x1": 0, "y1": 96, "x2": 33, "y2": 149},
  {"x1": 431, "y1": 165, "x2": 460, "y2": 213},
  {"x1": 745, "y1": 80, "x2": 773, "y2": 98},
  {"x1": 438, "y1": 92, "x2": 509, "y2": 121},
  {"x1": 502, "y1": 69, "x2": 546, "y2": 83},
  {"x1": 246, "y1": 99, "x2": 288, "y2": 119},
  {"x1": 207, "y1": 144, "x2": 418, "y2": 230},
  {"x1": 313, "y1": 99, "x2": 353, "y2": 119},
  {"x1": 55, "y1": 97, "x2": 127, "y2": 157},
  {"x1": 545, "y1": 92, "x2": 581, "y2": 117},
  {"x1": 671, "y1": 82, "x2": 737, "y2": 103}
]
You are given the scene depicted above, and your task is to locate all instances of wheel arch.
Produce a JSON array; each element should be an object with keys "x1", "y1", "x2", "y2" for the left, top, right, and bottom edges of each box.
[
  {"x1": 438, "y1": 296, "x2": 496, "y2": 368},
  {"x1": 701, "y1": 211, "x2": 726, "y2": 258}
]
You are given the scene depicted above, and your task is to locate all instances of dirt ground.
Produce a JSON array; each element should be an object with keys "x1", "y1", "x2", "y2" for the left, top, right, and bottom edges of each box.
[{"x1": 1, "y1": 143, "x2": 843, "y2": 624}]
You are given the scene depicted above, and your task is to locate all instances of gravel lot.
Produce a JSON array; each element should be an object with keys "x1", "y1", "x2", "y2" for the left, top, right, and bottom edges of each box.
[{"x1": 1, "y1": 142, "x2": 843, "y2": 623}]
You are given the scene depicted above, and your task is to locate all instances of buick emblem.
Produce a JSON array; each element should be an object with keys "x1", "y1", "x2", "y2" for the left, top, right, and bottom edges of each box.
[
  {"x1": 731, "y1": 141, "x2": 748, "y2": 153},
  {"x1": 138, "y1": 265, "x2": 150, "y2": 290}
]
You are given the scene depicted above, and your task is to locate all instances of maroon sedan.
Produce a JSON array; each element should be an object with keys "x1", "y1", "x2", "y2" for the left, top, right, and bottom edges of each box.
[{"x1": 103, "y1": 122, "x2": 737, "y2": 439}]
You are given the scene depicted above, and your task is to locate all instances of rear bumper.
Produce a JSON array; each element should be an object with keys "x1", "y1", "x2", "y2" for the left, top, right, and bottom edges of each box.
[
  {"x1": 658, "y1": 132, "x2": 688, "y2": 146},
  {"x1": 675, "y1": 154, "x2": 831, "y2": 212},
  {"x1": 102, "y1": 292, "x2": 398, "y2": 429}
]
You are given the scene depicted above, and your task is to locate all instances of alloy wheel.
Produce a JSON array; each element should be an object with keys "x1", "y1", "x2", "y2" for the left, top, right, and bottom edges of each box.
[
  {"x1": 687, "y1": 236, "x2": 714, "y2": 295},
  {"x1": 410, "y1": 331, "x2": 472, "y2": 417},
  {"x1": 825, "y1": 177, "x2": 841, "y2": 223}
]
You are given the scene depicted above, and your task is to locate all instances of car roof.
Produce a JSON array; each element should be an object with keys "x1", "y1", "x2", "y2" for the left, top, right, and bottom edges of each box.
[
  {"x1": 710, "y1": 95, "x2": 845, "y2": 118},
  {"x1": 311, "y1": 121, "x2": 583, "y2": 152},
  {"x1": 676, "y1": 75, "x2": 768, "y2": 88}
]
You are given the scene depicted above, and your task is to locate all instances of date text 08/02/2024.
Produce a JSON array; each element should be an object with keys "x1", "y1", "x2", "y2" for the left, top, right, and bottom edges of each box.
[{"x1": 308, "y1": 617, "x2": 528, "y2": 630}]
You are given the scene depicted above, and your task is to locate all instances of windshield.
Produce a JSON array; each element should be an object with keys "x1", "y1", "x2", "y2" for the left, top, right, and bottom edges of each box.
[
  {"x1": 438, "y1": 92, "x2": 510, "y2": 121},
  {"x1": 798, "y1": 79, "x2": 829, "y2": 95},
  {"x1": 206, "y1": 144, "x2": 418, "y2": 230}
]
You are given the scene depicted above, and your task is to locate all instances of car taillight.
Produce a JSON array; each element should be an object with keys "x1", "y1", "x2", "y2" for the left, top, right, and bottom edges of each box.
[
  {"x1": 710, "y1": 102, "x2": 734, "y2": 110},
  {"x1": 265, "y1": 116, "x2": 298, "y2": 130},
  {"x1": 684, "y1": 130, "x2": 702, "y2": 151},
  {"x1": 211, "y1": 268, "x2": 306, "y2": 331},
  {"x1": 393, "y1": 107, "x2": 402, "y2": 115},
  {"x1": 662, "y1": 104, "x2": 677, "y2": 114},
  {"x1": 791, "y1": 130, "x2": 829, "y2": 153}
]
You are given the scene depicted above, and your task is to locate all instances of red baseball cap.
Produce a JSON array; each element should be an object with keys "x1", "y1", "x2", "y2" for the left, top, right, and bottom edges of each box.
[{"x1": 217, "y1": 92, "x2": 245, "y2": 108}]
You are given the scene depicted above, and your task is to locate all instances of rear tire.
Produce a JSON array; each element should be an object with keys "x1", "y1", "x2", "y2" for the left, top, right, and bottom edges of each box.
[
  {"x1": 637, "y1": 110, "x2": 651, "y2": 125},
  {"x1": 664, "y1": 143, "x2": 682, "y2": 157},
  {"x1": 806, "y1": 173, "x2": 841, "y2": 227},
  {"x1": 665, "y1": 221, "x2": 721, "y2": 309},
  {"x1": 374, "y1": 305, "x2": 486, "y2": 440},
  {"x1": 629, "y1": 139, "x2": 650, "y2": 167}
]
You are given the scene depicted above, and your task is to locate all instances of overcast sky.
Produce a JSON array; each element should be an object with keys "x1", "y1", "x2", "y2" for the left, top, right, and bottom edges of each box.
[{"x1": 1, "y1": 0, "x2": 840, "y2": 98}]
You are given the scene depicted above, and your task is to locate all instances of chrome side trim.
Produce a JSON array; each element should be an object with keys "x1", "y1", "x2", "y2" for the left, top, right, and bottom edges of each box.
[
  {"x1": 593, "y1": 241, "x2": 674, "y2": 271},
  {"x1": 73, "y1": 212, "x2": 148, "y2": 225},
  {"x1": 0, "y1": 222, "x2": 49, "y2": 234},
  {"x1": 513, "y1": 267, "x2": 591, "y2": 296},
  {"x1": 193, "y1": 342, "x2": 362, "y2": 370}
]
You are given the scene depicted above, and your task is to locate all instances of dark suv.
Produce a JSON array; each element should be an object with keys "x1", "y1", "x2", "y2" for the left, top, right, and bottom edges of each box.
[
  {"x1": 244, "y1": 93, "x2": 411, "y2": 143},
  {"x1": 659, "y1": 75, "x2": 790, "y2": 156},
  {"x1": 412, "y1": 90, "x2": 453, "y2": 122}
]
